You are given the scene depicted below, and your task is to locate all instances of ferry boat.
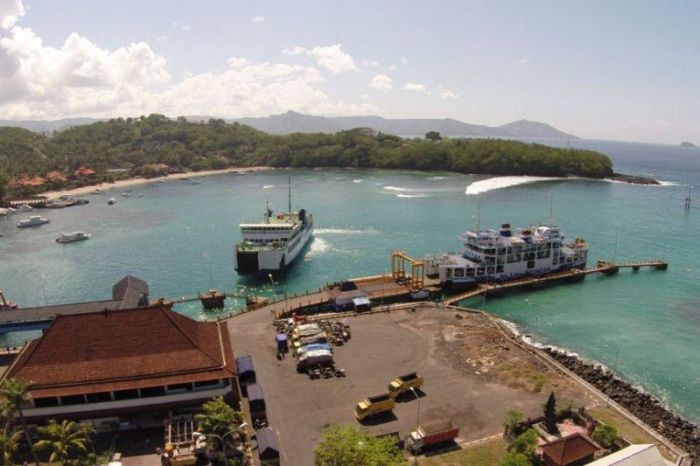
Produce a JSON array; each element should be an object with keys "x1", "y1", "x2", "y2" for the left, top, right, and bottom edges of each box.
[
  {"x1": 17, "y1": 216, "x2": 50, "y2": 228},
  {"x1": 235, "y1": 182, "x2": 313, "y2": 275},
  {"x1": 425, "y1": 223, "x2": 587, "y2": 288},
  {"x1": 56, "y1": 231, "x2": 91, "y2": 243}
]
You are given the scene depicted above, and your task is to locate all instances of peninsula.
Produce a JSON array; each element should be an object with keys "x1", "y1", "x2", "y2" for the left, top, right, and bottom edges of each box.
[{"x1": 0, "y1": 114, "x2": 636, "y2": 199}]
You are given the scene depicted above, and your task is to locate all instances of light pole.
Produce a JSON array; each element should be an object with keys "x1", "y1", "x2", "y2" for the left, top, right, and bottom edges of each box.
[{"x1": 409, "y1": 387, "x2": 421, "y2": 465}]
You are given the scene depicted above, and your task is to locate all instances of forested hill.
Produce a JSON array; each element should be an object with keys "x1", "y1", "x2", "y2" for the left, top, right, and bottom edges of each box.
[{"x1": 0, "y1": 114, "x2": 613, "y2": 198}]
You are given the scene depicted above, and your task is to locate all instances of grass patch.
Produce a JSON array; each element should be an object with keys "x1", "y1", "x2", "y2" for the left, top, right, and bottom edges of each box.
[
  {"x1": 589, "y1": 406, "x2": 658, "y2": 444},
  {"x1": 418, "y1": 437, "x2": 507, "y2": 466}
]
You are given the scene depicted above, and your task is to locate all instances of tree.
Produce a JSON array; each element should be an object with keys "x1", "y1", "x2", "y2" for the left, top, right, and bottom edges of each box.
[
  {"x1": 502, "y1": 451, "x2": 534, "y2": 466},
  {"x1": 504, "y1": 409, "x2": 524, "y2": 430},
  {"x1": 591, "y1": 424, "x2": 618, "y2": 448},
  {"x1": 195, "y1": 397, "x2": 245, "y2": 453},
  {"x1": 544, "y1": 392, "x2": 558, "y2": 435},
  {"x1": 0, "y1": 426, "x2": 23, "y2": 466},
  {"x1": 34, "y1": 419, "x2": 93, "y2": 464},
  {"x1": 0, "y1": 378, "x2": 40, "y2": 466},
  {"x1": 425, "y1": 130, "x2": 442, "y2": 141},
  {"x1": 314, "y1": 425, "x2": 407, "y2": 466},
  {"x1": 0, "y1": 168, "x2": 8, "y2": 201}
]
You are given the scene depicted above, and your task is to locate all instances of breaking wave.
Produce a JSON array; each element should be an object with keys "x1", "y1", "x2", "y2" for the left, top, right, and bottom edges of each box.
[
  {"x1": 315, "y1": 228, "x2": 379, "y2": 235},
  {"x1": 306, "y1": 237, "x2": 330, "y2": 257},
  {"x1": 465, "y1": 176, "x2": 566, "y2": 195},
  {"x1": 383, "y1": 186, "x2": 410, "y2": 192},
  {"x1": 353, "y1": 179, "x2": 363, "y2": 183},
  {"x1": 263, "y1": 184, "x2": 274, "y2": 189},
  {"x1": 397, "y1": 193, "x2": 430, "y2": 198}
]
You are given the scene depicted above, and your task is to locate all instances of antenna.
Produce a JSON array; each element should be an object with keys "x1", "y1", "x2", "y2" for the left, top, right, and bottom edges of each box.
[
  {"x1": 474, "y1": 195, "x2": 481, "y2": 230},
  {"x1": 288, "y1": 176, "x2": 292, "y2": 214}
]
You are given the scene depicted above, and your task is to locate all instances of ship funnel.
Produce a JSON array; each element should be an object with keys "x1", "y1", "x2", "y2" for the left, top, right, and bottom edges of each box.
[{"x1": 500, "y1": 223, "x2": 512, "y2": 237}]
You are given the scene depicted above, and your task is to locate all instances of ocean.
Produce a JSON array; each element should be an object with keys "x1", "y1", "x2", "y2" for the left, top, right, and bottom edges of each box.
[{"x1": 0, "y1": 139, "x2": 698, "y2": 423}]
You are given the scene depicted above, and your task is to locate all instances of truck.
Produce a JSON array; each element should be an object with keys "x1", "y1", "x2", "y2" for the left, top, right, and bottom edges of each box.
[
  {"x1": 406, "y1": 419, "x2": 459, "y2": 454},
  {"x1": 355, "y1": 394, "x2": 395, "y2": 421},
  {"x1": 388, "y1": 372, "x2": 424, "y2": 398}
]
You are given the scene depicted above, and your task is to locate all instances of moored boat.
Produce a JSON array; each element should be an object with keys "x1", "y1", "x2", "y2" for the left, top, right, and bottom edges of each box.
[
  {"x1": 425, "y1": 223, "x2": 588, "y2": 288},
  {"x1": 235, "y1": 179, "x2": 313, "y2": 276},
  {"x1": 17, "y1": 216, "x2": 50, "y2": 228},
  {"x1": 108, "y1": 198, "x2": 116, "y2": 205},
  {"x1": 56, "y1": 231, "x2": 91, "y2": 243}
]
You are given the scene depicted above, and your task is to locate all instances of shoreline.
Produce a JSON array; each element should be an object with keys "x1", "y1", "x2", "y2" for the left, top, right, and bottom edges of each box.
[
  {"x1": 499, "y1": 320, "x2": 698, "y2": 459},
  {"x1": 38, "y1": 166, "x2": 272, "y2": 201}
]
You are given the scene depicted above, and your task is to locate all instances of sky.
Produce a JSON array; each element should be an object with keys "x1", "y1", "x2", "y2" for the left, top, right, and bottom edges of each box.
[{"x1": 0, "y1": 0, "x2": 699, "y2": 144}]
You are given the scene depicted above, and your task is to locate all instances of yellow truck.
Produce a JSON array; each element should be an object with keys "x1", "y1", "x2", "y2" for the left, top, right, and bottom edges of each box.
[
  {"x1": 355, "y1": 394, "x2": 395, "y2": 421},
  {"x1": 388, "y1": 372, "x2": 424, "y2": 398}
]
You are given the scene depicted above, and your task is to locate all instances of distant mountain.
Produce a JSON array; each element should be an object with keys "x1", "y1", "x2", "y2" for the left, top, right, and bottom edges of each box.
[
  {"x1": 230, "y1": 112, "x2": 578, "y2": 139},
  {"x1": 680, "y1": 141, "x2": 697, "y2": 148},
  {"x1": 0, "y1": 111, "x2": 578, "y2": 139}
]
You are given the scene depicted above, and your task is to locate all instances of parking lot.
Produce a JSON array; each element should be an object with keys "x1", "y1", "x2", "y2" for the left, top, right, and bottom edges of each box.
[{"x1": 227, "y1": 305, "x2": 554, "y2": 466}]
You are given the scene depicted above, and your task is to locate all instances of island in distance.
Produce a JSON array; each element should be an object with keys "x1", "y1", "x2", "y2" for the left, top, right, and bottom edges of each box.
[{"x1": 680, "y1": 141, "x2": 697, "y2": 148}]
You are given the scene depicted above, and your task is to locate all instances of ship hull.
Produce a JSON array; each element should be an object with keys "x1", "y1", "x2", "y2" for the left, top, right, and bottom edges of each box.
[{"x1": 236, "y1": 221, "x2": 313, "y2": 275}]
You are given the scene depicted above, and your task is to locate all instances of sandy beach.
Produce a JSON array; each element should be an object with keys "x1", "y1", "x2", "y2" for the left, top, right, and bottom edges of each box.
[{"x1": 39, "y1": 166, "x2": 271, "y2": 200}]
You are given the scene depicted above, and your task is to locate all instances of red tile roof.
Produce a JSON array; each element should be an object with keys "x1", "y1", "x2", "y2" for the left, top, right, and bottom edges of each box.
[
  {"x1": 542, "y1": 433, "x2": 601, "y2": 466},
  {"x1": 3, "y1": 306, "x2": 236, "y2": 398}
]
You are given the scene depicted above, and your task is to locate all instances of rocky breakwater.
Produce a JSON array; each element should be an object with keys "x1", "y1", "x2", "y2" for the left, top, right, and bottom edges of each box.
[
  {"x1": 607, "y1": 173, "x2": 661, "y2": 185},
  {"x1": 545, "y1": 348, "x2": 699, "y2": 460}
]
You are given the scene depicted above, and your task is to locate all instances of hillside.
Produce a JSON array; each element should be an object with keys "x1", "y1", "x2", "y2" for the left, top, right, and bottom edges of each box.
[
  {"x1": 0, "y1": 112, "x2": 578, "y2": 139},
  {"x1": 0, "y1": 114, "x2": 611, "y2": 199}
]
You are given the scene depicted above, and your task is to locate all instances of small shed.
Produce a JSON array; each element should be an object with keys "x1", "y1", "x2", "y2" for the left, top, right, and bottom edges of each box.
[
  {"x1": 256, "y1": 427, "x2": 280, "y2": 464},
  {"x1": 331, "y1": 289, "x2": 369, "y2": 309},
  {"x1": 247, "y1": 383, "x2": 266, "y2": 418},
  {"x1": 541, "y1": 433, "x2": 601, "y2": 466}
]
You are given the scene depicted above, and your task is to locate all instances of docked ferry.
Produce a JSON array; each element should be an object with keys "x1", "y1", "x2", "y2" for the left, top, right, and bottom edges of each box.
[
  {"x1": 235, "y1": 188, "x2": 313, "y2": 275},
  {"x1": 425, "y1": 223, "x2": 587, "y2": 288}
]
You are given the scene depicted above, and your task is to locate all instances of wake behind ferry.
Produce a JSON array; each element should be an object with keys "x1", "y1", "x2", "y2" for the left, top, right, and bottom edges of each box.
[
  {"x1": 235, "y1": 182, "x2": 313, "y2": 276},
  {"x1": 425, "y1": 223, "x2": 587, "y2": 288}
]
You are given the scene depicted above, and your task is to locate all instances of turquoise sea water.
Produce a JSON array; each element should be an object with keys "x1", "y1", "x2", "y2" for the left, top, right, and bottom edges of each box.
[{"x1": 0, "y1": 140, "x2": 698, "y2": 423}]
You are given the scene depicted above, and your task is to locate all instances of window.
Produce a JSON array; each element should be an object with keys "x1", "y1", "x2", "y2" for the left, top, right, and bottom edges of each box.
[
  {"x1": 113, "y1": 389, "x2": 140, "y2": 400},
  {"x1": 140, "y1": 386, "x2": 166, "y2": 397},
  {"x1": 454, "y1": 268, "x2": 464, "y2": 277},
  {"x1": 166, "y1": 383, "x2": 193, "y2": 393},
  {"x1": 527, "y1": 260, "x2": 535, "y2": 269},
  {"x1": 496, "y1": 265, "x2": 504, "y2": 273},
  {"x1": 34, "y1": 397, "x2": 60, "y2": 408},
  {"x1": 60, "y1": 394, "x2": 86, "y2": 405},
  {"x1": 86, "y1": 392, "x2": 112, "y2": 403},
  {"x1": 194, "y1": 379, "x2": 222, "y2": 389}
]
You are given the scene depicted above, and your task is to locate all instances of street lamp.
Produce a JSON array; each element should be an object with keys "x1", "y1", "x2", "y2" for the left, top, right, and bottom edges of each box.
[{"x1": 409, "y1": 387, "x2": 421, "y2": 465}]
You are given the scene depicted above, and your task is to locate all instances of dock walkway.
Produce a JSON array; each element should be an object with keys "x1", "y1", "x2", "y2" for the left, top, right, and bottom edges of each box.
[{"x1": 442, "y1": 259, "x2": 667, "y2": 306}]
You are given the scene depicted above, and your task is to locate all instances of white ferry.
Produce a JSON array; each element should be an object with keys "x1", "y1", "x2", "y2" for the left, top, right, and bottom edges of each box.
[
  {"x1": 425, "y1": 223, "x2": 587, "y2": 288},
  {"x1": 235, "y1": 183, "x2": 313, "y2": 275}
]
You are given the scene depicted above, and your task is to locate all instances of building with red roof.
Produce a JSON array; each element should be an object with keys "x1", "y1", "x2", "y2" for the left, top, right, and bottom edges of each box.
[
  {"x1": 541, "y1": 432, "x2": 602, "y2": 466},
  {"x1": 1, "y1": 305, "x2": 239, "y2": 427}
]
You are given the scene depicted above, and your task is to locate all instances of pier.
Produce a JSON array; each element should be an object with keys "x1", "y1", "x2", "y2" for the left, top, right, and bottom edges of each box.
[{"x1": 442, "y1": 259, "x2": 668, "y2": 306}]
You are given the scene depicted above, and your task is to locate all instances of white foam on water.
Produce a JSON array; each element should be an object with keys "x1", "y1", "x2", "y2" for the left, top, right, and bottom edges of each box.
[
  {"x1": 397, "y1": 193, "x2": 430, "y2": 198},
  {"x1": 383, "y1": 185, "x2": 410, "y2": 192},
  {"x1": 306, "y1": 237, "x2": 330, "y2": 257},
  {"x1": 465, "y1": 176, "x2": 565, "y2": 195},
  {"x1": 353, "y1": 179, "x2": 363, "y2": 183},
  {"x1": 428, "y1": 176, "x2": 447, "y2": 180},
  {"x1": 315, "y1": 228, "x2": 379, "y2": 235},
  {"x1": 263, "y1": 184, "x2": 274, "y2": 189}
]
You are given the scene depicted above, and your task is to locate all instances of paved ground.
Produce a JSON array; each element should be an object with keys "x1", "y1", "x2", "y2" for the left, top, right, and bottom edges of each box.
[{"x1": 227, "y1": 305, "x2": 550, "y2": 466}]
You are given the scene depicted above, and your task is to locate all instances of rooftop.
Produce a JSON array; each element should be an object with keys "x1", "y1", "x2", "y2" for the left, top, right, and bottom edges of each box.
[
  {"x1": 2, "y1": 305, "x2": 236, "y2": 398},
  {"x1": 541, "y1": 432, "x2": 602, "y2": 466}
]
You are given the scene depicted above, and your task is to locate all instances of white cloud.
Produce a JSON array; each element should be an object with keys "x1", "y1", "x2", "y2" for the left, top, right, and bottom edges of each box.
[
  {"x1": 519, "y1": 57, "x2": 529, "y2": 64},
  {"x1": 403, "y1": 82, "x2": 427, "y2": 93},
  {"x1": 156, "y1": 35, "x2": 167, "y2": 42},
  {"x1": 227, "y1": 56, "x2": 251, "y2": 68},
  {"x1": 370, "y1": 73, "x2": 392, "y2": 90},
  {"x1": 171, "y1": 21, "x2": 191, "y2": 32},
  {"x1": 440, "y1": 90, "x2": 458, "y2": 100},
  {"x1": 388, "y1": 64, "x2": 398, "y2": 71},
  {"x1": 251, "y1": 15, "x2": 265, "y2": 23},
  {"x1": 401, "y1": 57, "x2": 408, "y2": 65},
  {"x1": 0, "y1": 0, "x2": 24, "y2": 28},
  {"x1": 282, "y1": 44, "x2": 357, "y2": 73},
  {"x1": 362, "y1": 59, "x2": 379, "y2": 67}
]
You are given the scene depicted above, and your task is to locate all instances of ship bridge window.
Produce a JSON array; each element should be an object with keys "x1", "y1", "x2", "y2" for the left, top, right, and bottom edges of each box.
[
  {"x1": 454, "y1": 268, "x2": 465, "y2": 277},
  {"x1": 466, "y1": 268, "x2": 475, "y2": 277}
]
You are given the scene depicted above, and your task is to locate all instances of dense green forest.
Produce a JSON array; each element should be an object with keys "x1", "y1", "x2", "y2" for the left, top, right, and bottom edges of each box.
[{"x1": 0, "y1": 114, "x2": 614, "y2": 199}]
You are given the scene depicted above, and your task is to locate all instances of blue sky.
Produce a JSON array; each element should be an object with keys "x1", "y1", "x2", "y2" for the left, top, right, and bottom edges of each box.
[{"x1": 0, "y1": 0, "x2": 698, "y2": 143}]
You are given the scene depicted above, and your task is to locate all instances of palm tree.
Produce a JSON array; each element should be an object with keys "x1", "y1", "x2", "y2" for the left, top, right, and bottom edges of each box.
[
  {"x1": 34, "y1": 419, "x2": 93, "y2": 465},
  {"x1": 0, "y1": 378, "x2": 40, "y2": 466},
  {"x1": 0, "y1": 426, "x2": 23, "y2": 465},
  {"x1": 195, "y1": 397, "x2": 245, "y2": 455}
]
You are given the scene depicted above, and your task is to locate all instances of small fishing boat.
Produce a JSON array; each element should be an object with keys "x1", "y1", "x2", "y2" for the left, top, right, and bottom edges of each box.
[
  {"x1": 120, "y1": 192, "x2": 131, "y2": 197},
  {"x1": 18, "y1": 205, "x2": 34, "y2": 212},
  {"x1": 56, "y1": 232, "x2": 91, "y2": 243},
  {"x1": 17, "y1": 216, "x2": 50, "y2": 228},
  {"x1": 187, "y1": 179, "x2": 201, "y2": 185},
  {"x1": 108, "y1": 198, "x2": 116, "y2": 205}
]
